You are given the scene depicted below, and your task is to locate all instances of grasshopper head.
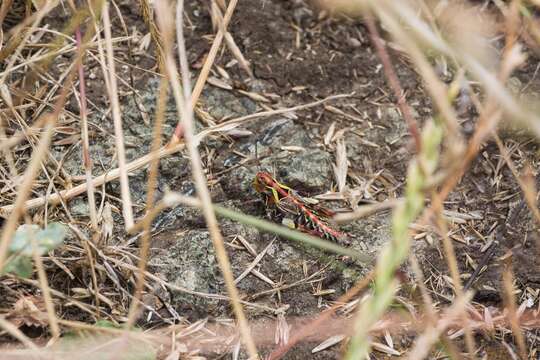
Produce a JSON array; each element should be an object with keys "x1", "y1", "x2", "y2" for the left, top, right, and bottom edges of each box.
[{"x1": 253, "y1": 171, "x2": 274, "y2": 193}]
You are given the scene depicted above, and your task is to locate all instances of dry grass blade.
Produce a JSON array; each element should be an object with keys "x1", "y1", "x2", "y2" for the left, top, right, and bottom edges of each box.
[
  {"x1": 0, "y1": 144, "x2": 185, "y2": 216},
  {"x1": 0, "y1": 119, "x2": 54, "y2": 272},
  {"x1": 74, "y1": 26, "x2": 98, "y2": 231},
  {"x1": 194, "y1": 93, "x2": 352, "y2": 145},
  {"x1": 407, "y1": 292, "x2": 473, "y2": 360},
  {"x1": 30, "y1": 228, "x2": 59, "y2": 338},
  {"x1": 502, "y1": 263, "x2": 528, "y2": 360},
  {"x1": 432, "y1": 193, "x2": 477, "y2": 357},
  {"x1": 333, "y1": 137, "x2": 348, "y2": 193},
  {"x1": 0, "y1": 0, "x2": 59, "y2": 85},
  {"x1": 311, "y1": 334, "x2": 345, "y2": 353},
  {"x1": 210, "y1": 0, "x2": 252, "y2": 77},
  {"x1": 223, "y1": 31, "x2": 253, "y2": 77},
  {"x1": 156, "y1": 0, "x2": 259, "y2": 358},
  {"x1": 125, "y1": 75, "x2": 169, "y2": 328},
  {"x1": 234, "y1": 239, "x2": 275, "y2": 285},
  {"x1": 171, "y1": 0, "x2": 239, "y2": 143},
  {"x1": 102, "y1": 1, "x2": 134, "y2": 230},
  {"x1": 363, "y1": 13, "x2": 421, "y2": 152},
  {"x1": 333, "y1": 199, "x2": 400, "y2": 223},
  {"x1": 494, "y1": 133, "x2": 540, "y2": 226}
]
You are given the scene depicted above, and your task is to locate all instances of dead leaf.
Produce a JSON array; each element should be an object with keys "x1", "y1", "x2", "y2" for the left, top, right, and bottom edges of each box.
[
  {"x1": 333, "y1": 138, "x2": 348, "y2": 193},
  {"x1": 100, "y1": 202, "x2": 114, "y2": 245},
  {"x1": 7, "y1": 295, "x2": 49, "y2": 328}
]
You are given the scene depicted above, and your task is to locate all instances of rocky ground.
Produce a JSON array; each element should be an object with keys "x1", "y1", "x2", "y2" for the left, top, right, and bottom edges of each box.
[{"x1": 1, "y1": 0, "x2": 539, "y2": 358}]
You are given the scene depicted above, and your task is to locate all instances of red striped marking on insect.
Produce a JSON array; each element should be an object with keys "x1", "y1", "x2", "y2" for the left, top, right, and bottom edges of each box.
[{"x1": 253, "y1": 171, "x2": 346, "y2": 242}]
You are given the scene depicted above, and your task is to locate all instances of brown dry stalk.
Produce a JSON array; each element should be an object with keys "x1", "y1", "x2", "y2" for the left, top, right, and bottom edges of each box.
[
  {"x1": 0, "y1": 119, "x2": 54, "y2": 273},
  {"x1": 364, "y1": 14, "x2": 421, "y2": 152},
  {"x1": 170, "y1": 0, "x2": 239, "y2": 143},
  {"x1": 409, "y1": 255, "x2": 436, "y2": 322},
  {"x1": 268, "y1": 271, "x2": 374, "y2": 360},
  {"x1": 0, "y1": 0, "x2": 14, "y2": 26},
  {"x1": 75, "y1": 26, "x2": 98, "y2": 231},
  {"x1": 503, "y1": 0, "x2": 521, "y2": 57},
  {"x1": 494, "y1": 133, "x2": 540, "y2": 226},
  {"x1": 4, "y1": 305, "x2": 539, "y2": 358},
  {"x1": 372, "y1": 2, "x2": 461, "y2": 142},
  {"x1": 436, "y1": 98, "x2": 504, "y2": 205},
  {"x1": 407, "y1": 292, "x2": 473, "y2": 360},
  {"x1": 79, "y1": 231, "x2": 101, "y2": 319},
  {"x1": 213, "y1": 3, "x2": 253, "y2": 77},
  {"x1": 156, "y1": 0, "x2": 259, "y2": 358},
  {"x1": 102, "y1": 1, "x2": 134, "y2": 230},
  {"x1": 502, "y1": 263, "x2": 528, "y2": 360},
  {"x1": 139, "y1": 0, "x2": 165, "y2": 68},
  {"x1": 0, "y1": 143, "x2": 185, "y2": 217},
  {"x1": 0, "y1": 0, "x2": 59, "y2": 85},
  {"x1": 124, "y1": 76, "x2": 169, "y2": 327},
  {"x1": 431, "y1": 191, "x2": 477, "y2": 358},
  {"x1": 30, "y1": 222, "x2": 60, "y2": 338},
  {"x1": 333, "y1": 199, "x2": 401, "y2": 223},
  {"x1": 409, "y1": 254, "x2": 463, "y2": 360}
]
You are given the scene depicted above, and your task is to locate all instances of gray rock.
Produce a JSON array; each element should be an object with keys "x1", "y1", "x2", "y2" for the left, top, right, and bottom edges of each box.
[
  {"x1": 69, "y1": 197, "x2": 90, "y2": 217},
  {"x1": 343, "y1": 210, "x2": 393, "y2": 263},
  {"x1": 149, "y1": 229, "x2": 221, "y2": 314},
  {"x1": 202, "y1": 87, "x2": 257, "y2": 120},
  {"x1": 148, "y1": 200, "x2": 262, "y2": 315},
  {"x1": 383, "y1": 107, "x2": 409, "y2": 145},
  {"x1": 264, "y1": 149, "x2": 333, "y2": 190}
]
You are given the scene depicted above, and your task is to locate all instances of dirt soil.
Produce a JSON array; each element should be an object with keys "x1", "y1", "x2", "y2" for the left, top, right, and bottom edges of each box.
[{"x1": 1, "y1": 0, "x2": 539, "y2": 359}]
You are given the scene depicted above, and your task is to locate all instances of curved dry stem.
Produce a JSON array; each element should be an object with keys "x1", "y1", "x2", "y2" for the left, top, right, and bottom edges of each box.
[
  {"x1": 155, "y1": 0, "x2": 259, "y2": 357},
  {"x1": 124, "y1": 75, "x2": 169, "y2": 328},
  {"x1": 170, "y1": 0, "x2": 239, "y2": 143}
]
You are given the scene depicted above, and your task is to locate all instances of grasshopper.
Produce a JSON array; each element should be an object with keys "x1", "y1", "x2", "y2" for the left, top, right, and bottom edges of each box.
[{"x1": 253, "y1": 171, "x2": 347, "y2": 242}]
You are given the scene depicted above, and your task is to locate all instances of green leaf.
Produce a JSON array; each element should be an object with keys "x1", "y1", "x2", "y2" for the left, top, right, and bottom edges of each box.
[
  {"x1": 3, "y1": 256, "x2": 33, "y2": 278},
  {"x1": 10, "y1": 222, "x2": 66, "y2": 256},
  {"x1": 2, "y1": 222, "x2": 67, "y2": 277},
  {"x1": 94, "y1": 320, "x2": 122, "y2": 329},
  {"x1": 10, "y1": 224, "x2": 40, "y2": 255}
]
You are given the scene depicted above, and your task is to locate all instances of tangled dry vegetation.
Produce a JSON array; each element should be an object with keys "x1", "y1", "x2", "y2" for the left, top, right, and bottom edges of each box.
[{"x1": 0, "y1": 0, "x2": 539, "y2": 359}]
